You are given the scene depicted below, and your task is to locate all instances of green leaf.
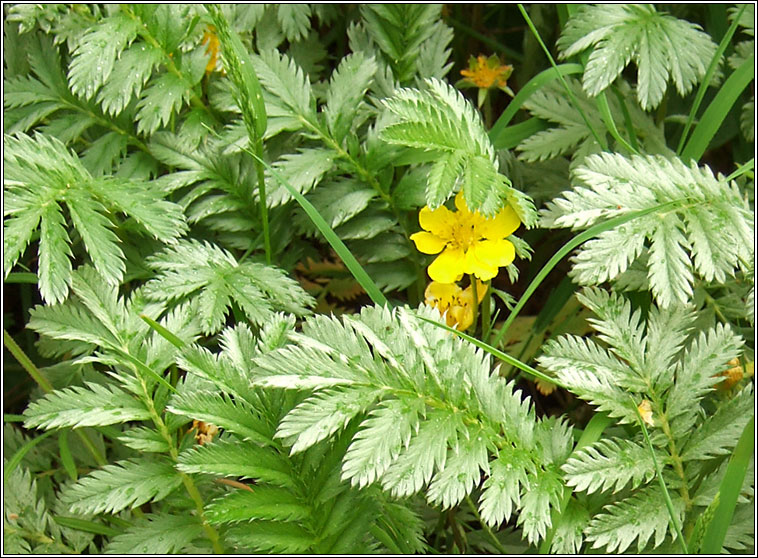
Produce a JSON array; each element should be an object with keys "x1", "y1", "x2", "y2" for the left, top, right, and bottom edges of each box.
[
  {"x1": 561, "y1": 438, "x2": 656, "y2": 494},
  {"x1": 168, "y1": 390, "x2": 273, "y2": 447},
  {"x1": 144, "y1": 240, "x2": 314, "y2": 334},
  {"x1": 426, "y1": 430, "x2": 489, "y2": 509},
  {"x1": 135, "y1": 72, "x2": 191, "y2": 135},
  {"x1": 517, "y1": 469, "x2": 563, "y2": 545},
  {"x1": 117, "y1": 426, "x2": 170, "y2": 453},
  {"x1": 67, "y1": 13, "x2": 140, "y2": 100},
  {"x1": 541, "y1": 153, "x2": 754, "y2": 308},
  {"x1": 324, "y1": 52, "x2": 377, "y2": 143},
  {"x1": 380, "y1": 78, "x2": 525, "y2": 216},
  {"x1": 60, "y1": 458, "x2": 182, "y2": 515},
  {"x1": 341, "y1": 398, "x2": 423, "y2": 489},
  {"x1": 479, "y1": 447, "x2": 532, "y2": 527},
  {"x1": 177, "y1": 438, "x2": 294, "y2": 487},
  {"x1": 226, "y1": 520, "x2": 317, "y2": 554},
  {"x1": 23, "y1": 382, "x2": 150, "y2": 430},
  {"x1": 276, "y1": 4, "x2": 312, "y2": 42},
  {"x1": 4, "y1": 133, "x2": 187, "y2": 302},
  {"x1": 205, "y1": 487, "x2": 309, "y2": 523},
  {"x1": 267, "y1": 148, "x2": 336, "y2": 207},
  {"x1": 558, "y1": 5, "x2": 717, "y2": 109},
  {"x1": 360, "y1": 4, "x2": 441, "y2": 82},
  {"x1": 585, "y1": 485, "x2": 685, "y2": 552},
  {"x1": 96, "y1": 43, "x2": 162, "y2": 116},
  {"x1": 276, "y1": 387, "x2": 378, "y2": 454},
  {"x1": 38, "y1": 200, "x2": 73, "y2": 304},
  {"x1": 251, "y1": 49, "x2": 314, "y2": 122},
  {"x1": 65, "y1": 191, "x2": 125, "y2": 286},
  {"x1": 680, "y1": 385, "x2": 754, "y2": 461},
  {"x1": 104, "y1": 514, "x2": 200, "y2": 555},
  {"x1": 666, "y1": 324, "x2": 744, "y2": 433}
]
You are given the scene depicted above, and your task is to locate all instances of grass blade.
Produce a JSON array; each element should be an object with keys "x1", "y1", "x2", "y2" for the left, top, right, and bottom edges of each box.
[
  {"x1": 700, "y1": 415, "x2": 755, "y2": 553},
  {"x1": 52, "y1": 515, "x2": 121, "y2": 537},
  {"x1": 677, "y1": 4, "x2": 747, "y2": 155},
  {"x1": 246, "y1": 150, "x2": 388, "y2": 307},
  {"x1": 488, "y1": 63, "x2": 583, "y2": 140},
  {"x1": 491, "y1": 117, "x2": 549, "y2": 150},
  {"x1": 490, "y1": 201, "x2": 679, "y2": 347},
  {"x1": 4, "y1": 429, "x2": 56, "y2": 481},
  {"x1": 681, "y1": 53, "x2": 754, "y2": 162},
  {"x1": 58, "y1": 430, "x2": 78, "y2": 481},
  {"x1": 140, "y1": 314, "x2": 186, "y2": 350},
  {"x1": 517, "y1": 4, "x2": 606, "y2": 149}
]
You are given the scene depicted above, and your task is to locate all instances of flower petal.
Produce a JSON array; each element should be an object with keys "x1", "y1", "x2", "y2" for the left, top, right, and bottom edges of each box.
[
  {"x1": 419, "y1": 205, "x2": 454, "y2": 238},
  {"x1": 425, "y1": 281, "x2": 460, "y2": 308},
  {"x1": 480, "y1": 205, "x2": 521, "y2": 240},
  {"x1": 411, "y1": 231, "x2": 446, "y2": 254},
  {"x1": 473, "y1": 238, "x2": 516, "y2": 269},
  {"x1": 463, "y1": 248, "x2": 499, "y2": 281},
  {"x1": 428, "y1": 248, "x2": 465, "y2": 283}
]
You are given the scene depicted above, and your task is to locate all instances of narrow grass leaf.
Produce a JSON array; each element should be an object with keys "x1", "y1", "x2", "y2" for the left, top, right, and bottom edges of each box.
[
  {"x1": 700, "y1": 416, "x2": 755, "y2": 553},
  {"x1": 247, "y1": 150, "x2": 387, "y2": 306},
  {"x1": 681, "y1": 54, "x2": 754, "y2": 162},
  {"x1": 489, "y1": 63, "x2": 583, "y2": 138}
]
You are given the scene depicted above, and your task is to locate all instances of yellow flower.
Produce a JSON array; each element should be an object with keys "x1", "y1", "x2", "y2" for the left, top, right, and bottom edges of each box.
[
  {"x1": 410, "y1": 191, "x2": 521, "y2": 283},
  {"x1": 714, "y1": 358, "x2": 754, "y2": 391},
  {"x1": 202, "y1": 25, "x2": 220, "y2": 75},
  {"x1": 460, "y1": 54, "x2": 513, "y2": 90},
  {"x1": 637, "y1": 400, "x2": 655, "y2": 427},
  {"x1": 425, "y1": 280, "x2": 487, "y2": 331}
]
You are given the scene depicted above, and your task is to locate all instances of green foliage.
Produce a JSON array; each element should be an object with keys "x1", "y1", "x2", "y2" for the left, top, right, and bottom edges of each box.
[
  {"x1": 557, "y1": 4, "x2": 718, "y2": 110},
  {"x1": 60, "y1": 458, "x2": 183, "y2": 515},
  {"x1": 252, "y1": 304, "x2": 573, "y2": 546},
  {"x1": 540, "y1": 287, "x2": 752, "y2": 552},
  {"x1": 381, "y1": 78, "x2": 537, "y2": 223},
  {"x1": 540, "y1": 153, "x2": 754, "y2": 307},
  {"x1": 143, "y1": 239, "x2": 314, "y2": 333},
  {"x1": 3, "y1": 4, "x2": 753, "y2": 555},
  {"x1": 104, "y1": 514, "x2": 202, "y2": 555},
  {"x1": 516, "y1": 78, "x2": 668, "y2": 162},
  {"x1": 4, "y1": 132, "x2": 186, "y2": 303},
  {"x1": 23, "y1": 382, "x2": 151, "y2": 429}
]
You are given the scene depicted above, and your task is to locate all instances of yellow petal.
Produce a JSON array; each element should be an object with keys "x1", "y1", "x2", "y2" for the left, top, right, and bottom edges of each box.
[
  {"x1": 410, "y1": 231, "x2": 446, "y2": 254},
  {"x1": 473, "y1": 238, "x2": 516, "y2": 268},
  {"x1": 419, "y1": 205, "x2": 454, "y2": 238},
  {"x1": 428, "y1": 248, "x2": 465, "y2": 283},
  {"x1": 480, "y1": 204, "x2": 521, "y2": 240},
  {"x1": 637, "y1": 400, "x2": 654, "y2": 427},
  {"x1": 451, "y1": 304, "x2": 474, "y2": 331},
  {"x1": 461, "y1": 279, "x2": 488, "y2": 304},
  {"x1": 463, "y1": 248, "x2": 499, "y2": 281},
  {"x1": 425, "y1": 281, "x2": 460, "y2": 308}
]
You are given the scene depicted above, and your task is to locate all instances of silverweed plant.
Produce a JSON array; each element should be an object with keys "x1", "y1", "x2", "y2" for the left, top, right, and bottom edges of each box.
[{"x1": 3, "y1": 3, "x2": 754, "y2": 554}]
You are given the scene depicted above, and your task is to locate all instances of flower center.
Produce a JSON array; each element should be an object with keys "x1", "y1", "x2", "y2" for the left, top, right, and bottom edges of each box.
[{"x1": 448, "y1": 215, "x2": 482, "y2": 252}]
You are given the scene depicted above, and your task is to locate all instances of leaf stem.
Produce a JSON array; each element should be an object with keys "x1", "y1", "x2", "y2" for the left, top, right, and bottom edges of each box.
[
  {"x1": 465, "y1": 495, "x2": 506, "y2": 553},
  {"x1": 469, "y1": 274, "x2": 479, "y2": 336},
  {"x1": 632, "y1": 397, "x2": 689, "y2": 553},
  {"x1": 481, "y1": 280, "x2": 492, "y2": 342}
]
